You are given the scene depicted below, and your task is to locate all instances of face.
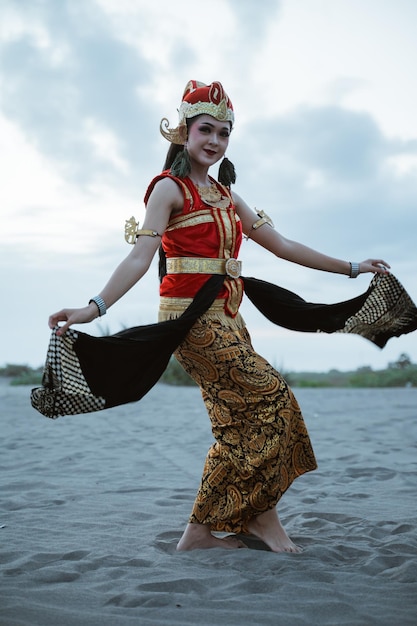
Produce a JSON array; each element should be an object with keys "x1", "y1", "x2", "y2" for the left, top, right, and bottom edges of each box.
[{"x1": 186, "y1": 115, "x2": 231, "y2": 168}]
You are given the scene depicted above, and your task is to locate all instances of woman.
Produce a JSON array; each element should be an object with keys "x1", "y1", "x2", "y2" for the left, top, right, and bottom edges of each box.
[{"x1": 49, "y1": 80, "x2": 390, "y2": 553}]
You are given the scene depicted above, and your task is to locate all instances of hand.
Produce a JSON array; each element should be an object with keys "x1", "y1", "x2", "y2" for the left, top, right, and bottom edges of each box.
[
  {"x1": 48, "y1": 303, "x2": 98, "y2": 336},
  {"x1": 359, "y1": 259, "x2": 391, "y2": 275}
]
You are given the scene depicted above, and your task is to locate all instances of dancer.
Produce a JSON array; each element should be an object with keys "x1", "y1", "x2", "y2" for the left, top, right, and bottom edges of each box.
[{"x1": 48, "y1": 80, "x2": 391, "y2": 552}]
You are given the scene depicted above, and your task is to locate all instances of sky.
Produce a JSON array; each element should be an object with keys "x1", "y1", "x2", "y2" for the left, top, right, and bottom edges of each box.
[{"x1": 1, "y1": 0, "x2": 417, "y2": 373}]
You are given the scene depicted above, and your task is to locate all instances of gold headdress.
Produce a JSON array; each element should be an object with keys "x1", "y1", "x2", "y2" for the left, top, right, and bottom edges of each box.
[{"x1": 160, "y1": 80, "x2": 235, "y2": 145}]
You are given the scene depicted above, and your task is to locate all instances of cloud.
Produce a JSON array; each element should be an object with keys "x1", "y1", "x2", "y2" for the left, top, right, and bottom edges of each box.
[
  {"x1": 0, "y1": 0, "x2": 155, "y2": 188},
  {"x1": 1, "y1": 0, "x2": 417, "y2": 371},
  {"x1": 233, "y1": 105, "x2": 417, "y2": 261}
]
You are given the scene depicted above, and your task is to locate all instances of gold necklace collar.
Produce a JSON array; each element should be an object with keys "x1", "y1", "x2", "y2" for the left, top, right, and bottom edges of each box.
[{"x1": 192, "y1": 180, "x2": 230, "y2": 209}]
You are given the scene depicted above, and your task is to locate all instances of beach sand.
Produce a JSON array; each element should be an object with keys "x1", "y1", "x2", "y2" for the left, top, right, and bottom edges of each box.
[{"x1": 1, "y1": 379, "x2": 416, "y2": 625}]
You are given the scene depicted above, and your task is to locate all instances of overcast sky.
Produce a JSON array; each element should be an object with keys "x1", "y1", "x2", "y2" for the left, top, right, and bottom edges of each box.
[{"x1": 1, "y1": 0, "x2": 417, "y2": 373}]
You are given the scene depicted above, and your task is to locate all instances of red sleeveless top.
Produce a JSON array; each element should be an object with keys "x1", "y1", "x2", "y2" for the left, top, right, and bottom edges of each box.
[{"x1": 144, "y1": 172, "x2": 243, "y2": 317}]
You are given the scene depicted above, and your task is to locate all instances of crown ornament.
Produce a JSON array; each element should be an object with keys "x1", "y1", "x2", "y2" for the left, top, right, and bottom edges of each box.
[{"x1": 160, "y1": 80, "x2": 234, "y2": 145}]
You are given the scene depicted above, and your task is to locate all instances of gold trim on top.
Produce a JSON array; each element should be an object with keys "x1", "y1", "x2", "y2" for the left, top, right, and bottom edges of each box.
[
  {"x1": 195, "y1": 184, "x2": 231, "y2": 209},
  {"x1": 158, "y1": 297, "x2": 246, "y2": 330},
  {"x1": 159, "y1": 296, "x2": 226, "y2": 313},
  {"x1": 165, "y1": 211, "x2": 215, "y2": 231},
  {"x1": 166, "y1": 257, "x2": 242, "y2": 278}
]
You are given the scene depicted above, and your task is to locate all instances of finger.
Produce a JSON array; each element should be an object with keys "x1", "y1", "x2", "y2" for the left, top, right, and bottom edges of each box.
[
  {"x1": 375, "y1": 261, "x2": 390, "y2": 273},
  {"x1": 56, "y1": 321, "x2": 73, "y2": 336},
  {"x1": 48, "y1": 312, "x2": 67, "y2": 329},
  {"x1": 48, "y1": 315, "x2": 60, "y2": 329},
  {"x1": 375, "y1": 259, "x2": 390, "y2": 268}
]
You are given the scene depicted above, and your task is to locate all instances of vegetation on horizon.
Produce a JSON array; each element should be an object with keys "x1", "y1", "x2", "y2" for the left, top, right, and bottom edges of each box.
[
  {"x1": 1, "y1": 353, "x2": 416, "y2": 388},
  {"x1": 283, "y1": 352, "x2": 417, "y2": 388}
]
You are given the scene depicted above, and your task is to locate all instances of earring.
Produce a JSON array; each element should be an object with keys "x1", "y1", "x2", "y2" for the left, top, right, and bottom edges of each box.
[
  {"x1": 218, "y1": 156, "x2": 236, "y2": 187},
  {"x1": 170, "y1": 144, "x2": 191, "y2": 178}
]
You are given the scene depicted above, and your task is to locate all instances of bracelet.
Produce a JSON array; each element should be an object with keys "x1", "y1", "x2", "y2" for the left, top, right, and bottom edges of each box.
[
  {"x1": 251, "y1": 209, "x2": 274, "y2": 231},
  {"x1": 349, "y1": 262, "x2": 360, "y2": 279},
  {"x1": 89, "y1": 295, "x2": 107, "y2": 317}
]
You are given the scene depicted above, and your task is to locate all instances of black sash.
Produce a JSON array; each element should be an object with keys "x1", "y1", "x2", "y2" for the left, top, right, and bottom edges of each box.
[{"x1": 31, "y1": 273, "x2": 417, "y2": 419}]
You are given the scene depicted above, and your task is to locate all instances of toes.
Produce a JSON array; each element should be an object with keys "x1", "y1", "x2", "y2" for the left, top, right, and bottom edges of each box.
[
  {"x1": 221, "y1": 537, "x2": 248, "y2": 549},
  {"x1": 285, "y1": 545, "x2": 303, "y2": 554}
]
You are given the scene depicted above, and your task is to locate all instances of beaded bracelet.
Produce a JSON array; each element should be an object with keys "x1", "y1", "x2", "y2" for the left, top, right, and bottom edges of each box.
[
  {"x1": 349, "y1": 262, "x2": 360, "y2": 279},
  {"x1": 89, "y1": 295, "x2": 107, "y2": 317}
]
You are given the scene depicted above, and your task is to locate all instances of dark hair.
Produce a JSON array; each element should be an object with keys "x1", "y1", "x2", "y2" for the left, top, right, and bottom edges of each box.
[
  {"x1": 163, "y1": 143, "x2": 184, "y2": 171},
  {"x1": 159, "y1": 142, "x2": 186, "y2": 282}
]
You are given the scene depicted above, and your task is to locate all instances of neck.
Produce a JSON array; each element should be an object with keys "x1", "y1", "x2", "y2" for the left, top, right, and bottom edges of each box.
[
  {"x1": 189, "y1": 162, "x2": 211, "y2": 187},
  {"x1": 192, "y1": 178, "x2": 213, "y2": 188}
]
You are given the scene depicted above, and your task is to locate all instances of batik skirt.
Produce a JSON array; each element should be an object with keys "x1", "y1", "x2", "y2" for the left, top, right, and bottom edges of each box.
[{"x1": 173, "y1": 314, "x2": 317, "y2": 535}]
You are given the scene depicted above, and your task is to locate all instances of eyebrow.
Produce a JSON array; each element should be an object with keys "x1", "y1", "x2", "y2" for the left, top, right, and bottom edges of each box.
[{"x1": 199, "y1": 121, "x2": 230, "y2": 131}]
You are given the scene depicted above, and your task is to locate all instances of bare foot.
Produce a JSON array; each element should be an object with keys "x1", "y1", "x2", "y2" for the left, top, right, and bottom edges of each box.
[
  {"x1": 248, "y1": 508, "x2": 302, "y2": 554},
  {"x1": 177, "y1": 523, "x2": 247, "y2": 551}
]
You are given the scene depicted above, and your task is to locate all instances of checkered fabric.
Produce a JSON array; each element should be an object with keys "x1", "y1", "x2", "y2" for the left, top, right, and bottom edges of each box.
[
  {"x1": 340, "y1": 273, "x2": 417, "y2": 347},
  {"x1": 30, "y1": 328, "x2": 105, "y2": 419}
]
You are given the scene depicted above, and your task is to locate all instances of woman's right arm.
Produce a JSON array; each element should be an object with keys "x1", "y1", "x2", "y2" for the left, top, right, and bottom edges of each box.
[{"x1": 49, "y1": 178, "x2": 183, "y2": 335}]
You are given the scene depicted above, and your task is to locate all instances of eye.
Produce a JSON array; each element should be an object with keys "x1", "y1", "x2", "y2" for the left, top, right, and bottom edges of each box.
[
  {"x1": 220, "y1": 130, "x2": 230, "y2": 138},
  {"x1": 199, "y1": 125, "x2": 211, "y2": 133}
]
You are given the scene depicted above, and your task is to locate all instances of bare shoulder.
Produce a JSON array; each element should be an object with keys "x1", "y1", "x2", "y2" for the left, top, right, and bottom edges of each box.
[{"x1": 148, "y1": 176, "x2": 184, "y2": 212}]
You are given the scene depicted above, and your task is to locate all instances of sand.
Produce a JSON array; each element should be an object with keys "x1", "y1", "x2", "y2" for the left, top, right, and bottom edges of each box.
[{"x1": 1, "y1": 378, "x2": 416, "y2": 625}]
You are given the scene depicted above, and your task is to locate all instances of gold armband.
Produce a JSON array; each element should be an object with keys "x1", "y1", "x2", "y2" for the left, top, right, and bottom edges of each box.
[
  {"x1": 251, "y1": 209, "x2": 274, "y2": 231},
  {"x1": 124, "y1": 216, "x2": 161, "y2": 244}
]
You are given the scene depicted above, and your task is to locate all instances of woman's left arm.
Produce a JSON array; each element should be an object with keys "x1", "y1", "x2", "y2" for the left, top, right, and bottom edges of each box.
[{"x1": 234, "y1": 192, "x2": 390, "y2": 276}]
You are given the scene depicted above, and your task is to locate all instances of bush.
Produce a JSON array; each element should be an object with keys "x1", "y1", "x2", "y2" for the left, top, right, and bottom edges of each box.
[
  {"x1": 0, "y1": 363, "x2": 33, "y2": 378},
  {"x1": 160, "y1": 357, "x2": 196, "y2": 386},
  {"x1": 0, "y1": 364, "x2": 43, "y2": 386},
  {"x1": 10, "y1": 371, "x2": 43, "y2": 386},
  {"x1": 349, "y1": 365, "x2": 417, "y2": 388}
]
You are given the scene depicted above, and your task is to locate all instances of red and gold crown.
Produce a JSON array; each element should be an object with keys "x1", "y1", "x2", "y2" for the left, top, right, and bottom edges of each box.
[{"x1": 160, "y1": 80, "x2": 234, "y2": 145}]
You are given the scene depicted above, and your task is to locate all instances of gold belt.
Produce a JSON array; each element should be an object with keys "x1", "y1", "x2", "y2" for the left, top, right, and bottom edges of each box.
[{"x1": 166, "y1": 257, "x2": 242, "y2": 279}]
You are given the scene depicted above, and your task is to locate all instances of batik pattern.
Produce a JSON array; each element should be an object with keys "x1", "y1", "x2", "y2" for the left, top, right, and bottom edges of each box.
[{"x1": 174, "y1": 316, "x2": 317, "y2": 534}]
